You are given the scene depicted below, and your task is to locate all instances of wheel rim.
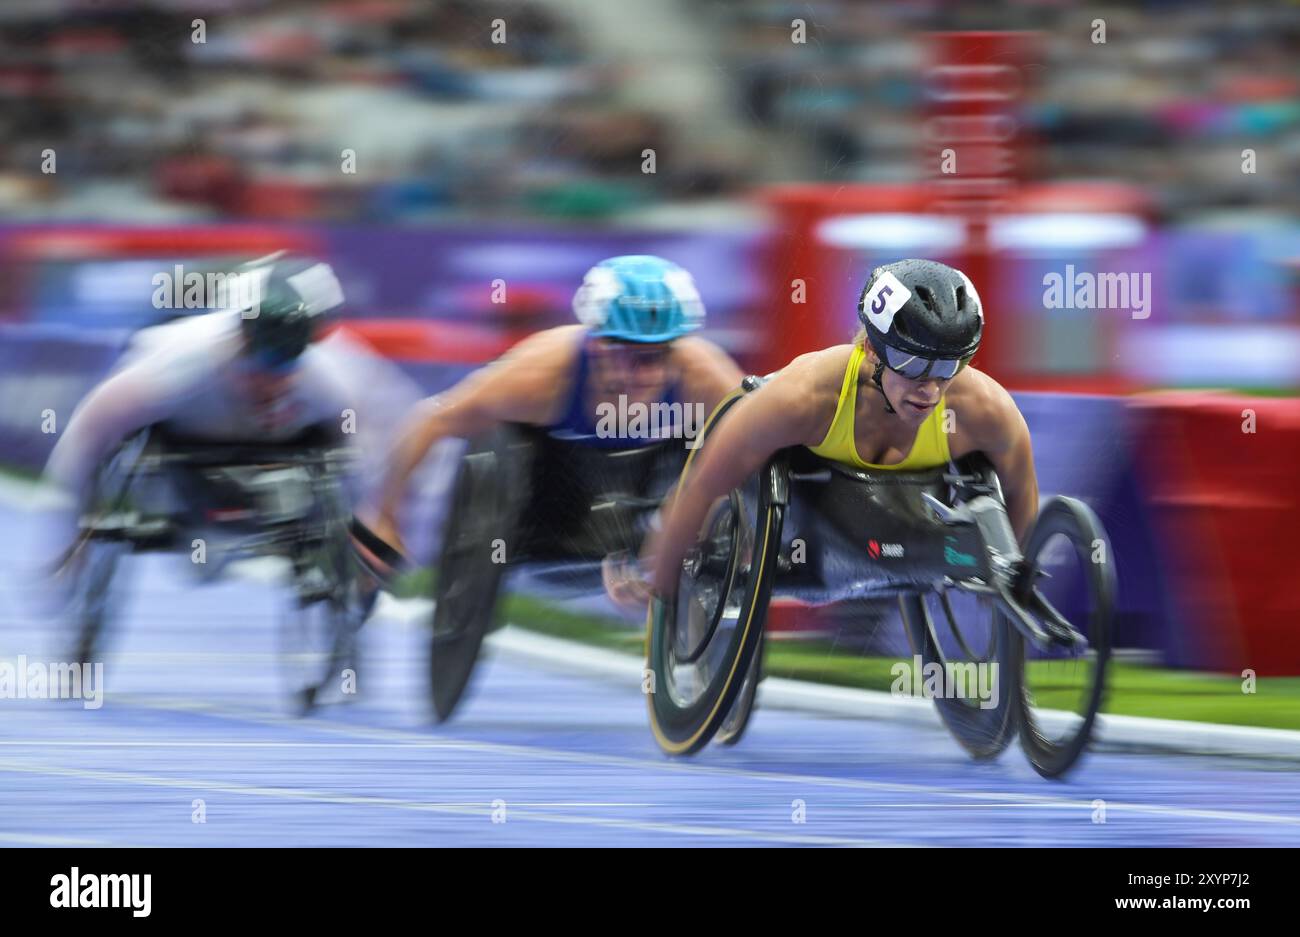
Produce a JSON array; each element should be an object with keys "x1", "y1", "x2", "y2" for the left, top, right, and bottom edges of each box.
[
  {"x1": 1020, "y1": 526, "x2": 1111, "y2": 750},
  {"x1": 672, "y1": 490, "x2": 745, "y2": 664},
  {"x1": 429, "y1": 435, "x2": 523, "y2": 721},
  {"x1": 715, "y1": 635, "x2": 763, "y2": 744},
  {"x1": 940, "y1": 590, "x2": 996, "y2": 666},
  {"x1": 279, "y1": 598, "x2": 355, "y2": 704},
  {"x1": 662, "y1": 479, "x2": 760, "y2": 712},
  {"x1": 433, "y1": 452, "x2": 508, "y2": 646},
  {"x1": 922, "y1": 588, "x2": 1004, "y2": 710},
  {"x1": 61, "y1": 435, "x2": 145, "y2": 660},
  {"x1": 61, "y1": 540, "x2": 124, "y2": 661}
]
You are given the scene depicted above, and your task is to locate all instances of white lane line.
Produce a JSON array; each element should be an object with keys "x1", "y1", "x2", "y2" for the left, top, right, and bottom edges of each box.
[
  {"x1": 0, "y1": 761, "x2": 916, "y2": 847},
  {"x1": 488, "y1": 627, "x2": 1300, "y2": 761},
  {"x1": 0, "y1": 832, "x2": 109, "y2": 846},
  {"x1": 0, "y1": 653, "x2": 284, "y2": 666},
  {"x1": 28, "y1": 692, "x2": 1300, "y2": 830}
]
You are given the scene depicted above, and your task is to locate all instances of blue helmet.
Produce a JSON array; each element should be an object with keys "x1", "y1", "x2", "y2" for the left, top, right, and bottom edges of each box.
[{"x1": 572, "y1": 255, "x2": 705, "y2": 343}]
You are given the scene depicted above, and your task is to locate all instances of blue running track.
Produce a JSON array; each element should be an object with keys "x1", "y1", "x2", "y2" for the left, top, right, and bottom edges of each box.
[{"x1": 2, "y1": 503, "x2": 1298, "y2": 847}]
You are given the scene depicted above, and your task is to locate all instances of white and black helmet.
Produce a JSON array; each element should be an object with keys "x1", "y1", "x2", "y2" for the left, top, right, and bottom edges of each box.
[
  {"x1": 858, "y1": 258, "x2": 983, "y2": 382},
  {"x1": 235, "y1": 251, "x2": 345, "y2": 370}
]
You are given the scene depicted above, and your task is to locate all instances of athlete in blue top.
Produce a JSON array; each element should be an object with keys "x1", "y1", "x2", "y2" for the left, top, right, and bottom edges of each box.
[{"x1": 364, "y1": 256, "x2": 744, "y2": 597}]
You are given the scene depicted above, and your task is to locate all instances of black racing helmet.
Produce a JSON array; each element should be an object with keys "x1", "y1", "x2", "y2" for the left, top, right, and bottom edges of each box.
[
  {"x1": 235, "y1": 251, "x2": 344, "y2": 371},
  {"x1": 857, "y1": 258, "x2": 983, "y2": 381}
]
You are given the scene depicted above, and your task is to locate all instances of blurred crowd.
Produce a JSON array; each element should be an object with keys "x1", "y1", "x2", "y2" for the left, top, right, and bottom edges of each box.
[
  {"x1": 712, "y1": 0, "x2": 1299, "y2": 219},
  {"x1": 0, "y1": 0, "x2": 1294, "y2": 224}
]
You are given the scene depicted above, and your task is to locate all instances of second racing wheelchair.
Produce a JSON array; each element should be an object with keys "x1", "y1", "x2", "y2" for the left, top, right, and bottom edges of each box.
[
  {"x1": 645, "y1": 377, "x2": 1117, "y2": 779},
  {"x1": 416, "y1": 424, "x2": 691, "y2": 723},
  {"x1": 56, "y1": 424, "x2": 369, "y2": 713}
]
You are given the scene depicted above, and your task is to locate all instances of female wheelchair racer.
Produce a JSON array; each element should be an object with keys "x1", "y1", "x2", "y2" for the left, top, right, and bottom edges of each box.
[
  {"x1": 640, "y1": 260, "x2": 1116, "y2": 778},
  {"x1": 358, "y1": 256, "x2": 745, "y2": 723}
]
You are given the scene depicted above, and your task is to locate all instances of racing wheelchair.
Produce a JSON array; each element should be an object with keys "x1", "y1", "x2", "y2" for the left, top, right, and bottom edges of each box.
[
  {"x1": 418, "y1": 423, "x2": 721, "y2": 725},
  {"x1": 645, "y1": 377, "x2": 1117, "y2": 779},
  {"x1": 56, "y1": 424, "x2": 368, "y2": 713}
]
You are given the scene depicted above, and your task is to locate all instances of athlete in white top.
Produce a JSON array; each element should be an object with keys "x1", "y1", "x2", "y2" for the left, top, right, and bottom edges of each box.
[{"x1": 41, "y1": 253, "x2": 419, "y2": 559}]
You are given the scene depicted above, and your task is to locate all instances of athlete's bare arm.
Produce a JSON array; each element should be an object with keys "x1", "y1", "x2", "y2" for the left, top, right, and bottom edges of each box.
[
  {"x1": 672, "y1": 335, "x2": 746, "y2": 416},
  {"x1": 646, "y1": 349, "x2": 838, "y2": 597},
  {"x1": 646, "y1": 347, "x2": 1039, "y2": 596},
  {"x1": 372, "y1": 326, "x2": 582, "y2": 525},
  {"x1": 949, "y1": 370, "x2": 1039, "y2": 544}
]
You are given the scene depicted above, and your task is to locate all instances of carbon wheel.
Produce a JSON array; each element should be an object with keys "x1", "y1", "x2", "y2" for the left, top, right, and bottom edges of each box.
[
  {"x1": 1012, "y1": 496, "x2": 1116, "y2": 779},
  {"x1": 429, "y1": 429, "x2": 530, "y2": 723},
  {"x1": 646, "y1": 458, "x2": 783, "y2": 756},
  {"x1": 901, "y1": 590, "x2": 1016, "y2": 759},
  {"x1": 713, "y1": 632, "x2": 764, "y2": 747}
]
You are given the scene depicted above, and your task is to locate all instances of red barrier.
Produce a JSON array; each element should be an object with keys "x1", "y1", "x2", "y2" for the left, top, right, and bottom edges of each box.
[{"x1": 1134, "y1": 392, "x2": 1300, "y2": 675}]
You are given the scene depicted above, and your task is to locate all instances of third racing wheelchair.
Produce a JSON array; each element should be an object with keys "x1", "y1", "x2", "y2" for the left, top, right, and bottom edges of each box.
[{"x1": 645, "y1": 376, "x2": 1116, "y2": 779}]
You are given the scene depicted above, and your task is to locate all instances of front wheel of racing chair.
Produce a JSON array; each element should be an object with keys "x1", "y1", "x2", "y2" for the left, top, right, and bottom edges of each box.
[
  {"x1": 56, "y1": 431, "x2": 154, "y2": 666},
  {"x1": 278, "y1": 462, "x2": 369, "y2": 715},
  {"x1": 279, "y1": 576, "x2": 364, "y2": 715},
  {"x1": 646, "y1": 384, "x2": 781, "y2": 755},
  {"x1": 900, "y1": 453, "x2": 1017, "y2": 761},
  {"x1": 1009, "y1": 496, "x2": 1116, "y2": 779},
  {"x1": 427, "y1": 425, "x2": 533, "y2": 723},
  {"x1": 61, "y1": 531, "x2": 129, "y2": 668},
  {"x1": 712, "y1": 632, "x2": 764, "y2": 746},
  {"x1": 119, "y1": 423, "x2": 367, "y2": 716}
]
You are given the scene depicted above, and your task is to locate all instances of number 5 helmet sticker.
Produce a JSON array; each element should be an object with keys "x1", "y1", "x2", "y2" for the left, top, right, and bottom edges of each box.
[{"x1": 860, "y1": 270, "x2": 912, "y2": 334}]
